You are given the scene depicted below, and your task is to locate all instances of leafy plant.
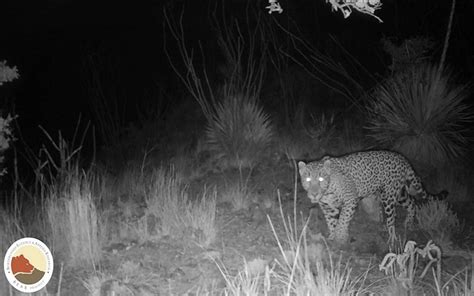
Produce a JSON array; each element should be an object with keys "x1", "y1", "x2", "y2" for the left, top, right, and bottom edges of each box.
[{"x1": 366, "y1": 63, "x2": 473, "y2": 166}]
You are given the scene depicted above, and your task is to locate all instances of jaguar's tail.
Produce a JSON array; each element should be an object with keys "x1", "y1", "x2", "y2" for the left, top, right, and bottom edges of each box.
[
  {"x1": 402, "y1": 177, "x2": 448, "y2": 205},
  {"x1": 413, "y1": 188, "x2": 448, "y2": 206}
]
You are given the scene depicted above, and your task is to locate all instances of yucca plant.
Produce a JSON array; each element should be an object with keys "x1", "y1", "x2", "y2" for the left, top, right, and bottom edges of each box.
[
  {"x1": 366, "y1": 63, "x2": 473, "y2": 166},
  {"x1": 206, "y1": 94, "x2": 273, "y2": 169}
]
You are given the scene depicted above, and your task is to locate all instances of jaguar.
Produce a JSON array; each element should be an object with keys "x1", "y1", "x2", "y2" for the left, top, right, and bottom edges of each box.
[{"x1": 298, "y1": 150, "x2": 448, "y2": 244}]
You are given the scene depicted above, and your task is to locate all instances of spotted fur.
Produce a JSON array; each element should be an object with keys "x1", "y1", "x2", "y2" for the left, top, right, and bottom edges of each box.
[{"x1": 298, "y1": 150, "x2": 448, "y2": 244}]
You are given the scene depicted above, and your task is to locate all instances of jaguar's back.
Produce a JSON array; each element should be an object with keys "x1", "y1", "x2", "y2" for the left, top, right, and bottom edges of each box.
[{"x1": 332, "y1": 150, "x2": 416, "y2": 198}]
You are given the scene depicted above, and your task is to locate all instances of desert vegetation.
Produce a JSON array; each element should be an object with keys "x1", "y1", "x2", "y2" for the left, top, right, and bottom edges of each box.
[{"x1": 1, "y1": 0, "x2": 474, "y2": 295}]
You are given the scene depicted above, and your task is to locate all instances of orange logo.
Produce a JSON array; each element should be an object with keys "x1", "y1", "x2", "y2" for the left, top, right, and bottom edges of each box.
[{"x1": 4, "y1": 238, "x2": 53, "y2": 293}]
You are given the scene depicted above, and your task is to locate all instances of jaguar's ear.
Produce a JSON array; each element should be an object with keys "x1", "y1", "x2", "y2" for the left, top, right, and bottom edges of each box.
[
  {"x1": 298, "y1": 161, "x2": 306, "y2": 173},
  {"x1": 323, "y1": 158, "x2": 332, "y2": 172}
]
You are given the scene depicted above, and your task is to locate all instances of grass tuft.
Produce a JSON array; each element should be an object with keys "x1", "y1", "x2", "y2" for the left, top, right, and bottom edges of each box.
[
  {"x1": 46, "y1": 169, "x2": 101, "y2": 268},
  {"x1": 144, "y1": 167, "x2": 217, "y2": 246},
  {"x1": 215, "y1": 258, "x2": 270, "y2": 296},
  {"x1": 268, "y1": 192, "x2": 367, "y2": 295},
  {"x1": 0, "y1": 206, "x2": 25, "y2": 292}
]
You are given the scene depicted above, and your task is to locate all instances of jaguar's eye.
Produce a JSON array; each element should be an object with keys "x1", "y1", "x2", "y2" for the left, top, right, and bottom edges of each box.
[
  {"x1": 305, "y1": 177, "x2": 312, "y2": 182},
  {"x1": 318, "y1": 177, "x2": 324, "y2": 182}
]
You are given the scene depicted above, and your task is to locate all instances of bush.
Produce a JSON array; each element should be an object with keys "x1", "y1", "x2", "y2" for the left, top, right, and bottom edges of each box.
[
  {"x1": 206, "y1": 94, "x2": 273, "y2": 169},
  {"x1": 0, "y1": 60, "x2": 19, "y2": 85},
  {"x1": 366, "y1": 63, "x2": 473, "y2": 166},
  {"x1": 0, "y1": 60, "x2": 19, "y2": 177},
  {"x1": 0, "y1": 113, "x2": 15, "y2": 176},
  {"x1": 416, "y1": 199, "x2": 461, "y2": 251}
]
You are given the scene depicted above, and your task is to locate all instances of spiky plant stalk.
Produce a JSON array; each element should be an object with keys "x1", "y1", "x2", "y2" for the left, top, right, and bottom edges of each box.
[
  {"x1": 206, "y1": 94, "x2": 273, "y2": 169},
  {"x1": 366, "y1": 63, "x2": 472, "y2": 166},
  {"x1": 438, "y1": 0, "x2": 456, "y2": 75}
]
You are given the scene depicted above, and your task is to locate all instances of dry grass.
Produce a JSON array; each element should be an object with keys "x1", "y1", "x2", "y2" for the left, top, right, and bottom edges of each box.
[
  {"x1": 144, "y1": 166, "x2": 217, "y2": 246},
  {"x1": 215, "y1": 258, "x2": 270, "y2": 296},
  {"x1": 214, "y1": 186, "x2": 368, "y2": 295},
  {"x1": 268, "y1": 192, "x2": 367, "y2": 296},
  {"x1": 0, "y1": 206, "x2": 24, "y2": 256},
  {"x1": 220, "y1": 168, "x2": 253, "y2": 211},
  {"x1": 144, "y1": 167, "x2": 186, "y2": 238},
  {"x1": 30, "y1": 126, "x2": 103, "y2": 268},
  {"x1": 221, "y1": 180, "x2": 251, "y2": 211},
  {"x1": 432, "y1": 255, "x2": 474, "y2": 295},
  {"x1": 0, "y1": 206, "x2": 25, "y2": 293},
  {"x1": 45, "y1": 169, "x2": 101, "y2": 268},
  {"x1": 183, "y1": 187, "x2": 217, "y2": 246}
]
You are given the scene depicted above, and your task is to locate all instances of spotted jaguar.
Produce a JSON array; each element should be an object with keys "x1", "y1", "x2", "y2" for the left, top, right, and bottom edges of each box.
[{"x1": 298, "y1": 150, "x2": 448, "y2": 244}]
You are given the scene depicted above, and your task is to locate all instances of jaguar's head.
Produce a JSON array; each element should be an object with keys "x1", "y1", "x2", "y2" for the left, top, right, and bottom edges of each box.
[{"x1": 298, "y1": 157, "x2": 332, "y2": 203}]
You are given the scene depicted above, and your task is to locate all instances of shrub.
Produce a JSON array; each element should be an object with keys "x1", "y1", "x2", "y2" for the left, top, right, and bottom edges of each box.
[
  {"x1": 416, "y1": 199, "x2": 461, "y2": 251},
  {"x1": 0, "y1": 113, "x2": 15, "y2": 176},
  {"x1": 0, "y1": 60, "x2": 19, "y2": 177},
  {"x1": 0, "y1": 60, "x2": 19, "y2": 85},
  {"x1": 366, "y1": 63, "x2": 473, "y2": 166},
  {"x1": 206, "y1": 94, "x2": 273, "y2": 169},
  {"x1": 382, "y1": 37, "x2": 434, "y2": 73}
]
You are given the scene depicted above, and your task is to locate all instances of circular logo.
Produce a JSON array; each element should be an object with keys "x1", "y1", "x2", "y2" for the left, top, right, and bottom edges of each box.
[{"x1": 3, "y1": 237, "x2": 54, "y2": 293}]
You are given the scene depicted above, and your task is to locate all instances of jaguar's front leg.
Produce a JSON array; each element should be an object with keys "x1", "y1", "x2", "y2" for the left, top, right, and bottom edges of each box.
[
  {"x1": 333, "y1": 198, "x2": 357, "y2": 244},
  {"x1": 318, "y1": 202, "x2": 339, "y2": 241}
]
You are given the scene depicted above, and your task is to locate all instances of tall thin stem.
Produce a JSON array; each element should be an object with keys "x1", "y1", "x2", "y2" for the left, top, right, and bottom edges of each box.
[{"x1": 438, "y1": 0, "x2": 456, "y2": 76}]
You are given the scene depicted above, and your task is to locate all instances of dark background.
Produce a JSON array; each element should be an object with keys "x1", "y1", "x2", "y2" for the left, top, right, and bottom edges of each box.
[{"x1": 1, "y1": 0, "x2": 473, "y2": 161}]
